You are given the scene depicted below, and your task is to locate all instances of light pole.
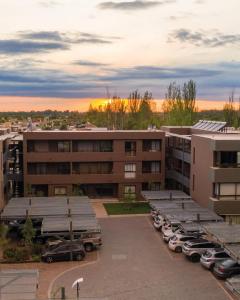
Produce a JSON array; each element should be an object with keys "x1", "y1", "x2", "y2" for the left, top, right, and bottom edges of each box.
[{"x1": 72, "y1": 278, "x2": 84, "y2": 299}]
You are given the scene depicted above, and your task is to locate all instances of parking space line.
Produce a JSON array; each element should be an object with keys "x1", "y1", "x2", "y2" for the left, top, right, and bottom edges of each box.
[
  {"x1": 145, "y1": 216, "x2": 182, "y2": 261},
  {"x1": 210, "y1": 272, "x2": 236, "y2": 300}
]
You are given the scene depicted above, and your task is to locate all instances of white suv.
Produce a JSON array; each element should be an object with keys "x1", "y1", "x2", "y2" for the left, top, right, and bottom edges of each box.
[{"x1": 168, "y1": 234, "x2": 199, "y2": 253}]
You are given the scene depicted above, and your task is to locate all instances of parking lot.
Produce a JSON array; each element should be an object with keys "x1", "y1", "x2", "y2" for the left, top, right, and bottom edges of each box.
[{"x1": 51, "y1": 216, "x2": 235, "y2": 300}]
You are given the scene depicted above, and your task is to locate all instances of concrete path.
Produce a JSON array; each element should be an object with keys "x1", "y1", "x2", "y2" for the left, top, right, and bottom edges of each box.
[{"x1": 92, "y1": 202, "x2": 108, "y2": 218}]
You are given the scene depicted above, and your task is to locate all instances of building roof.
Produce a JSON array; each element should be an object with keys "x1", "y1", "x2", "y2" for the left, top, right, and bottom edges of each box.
[
  {"x1": 193, "y1": 134, "x2": 240, "y2": 141},
  {"x1": 0, "y1": 269, "x2": 39, "y2": 300}
]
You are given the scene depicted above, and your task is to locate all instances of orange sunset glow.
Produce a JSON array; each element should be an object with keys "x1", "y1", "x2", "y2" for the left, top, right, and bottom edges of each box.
[{"x1": 0, "y1": 96, "x2": 230, "y2": 112}]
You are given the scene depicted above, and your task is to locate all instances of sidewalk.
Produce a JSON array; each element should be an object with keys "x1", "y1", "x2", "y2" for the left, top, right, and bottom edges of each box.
[{"x1": 92, "y1": 202, "x2": 108, "y2": 218}]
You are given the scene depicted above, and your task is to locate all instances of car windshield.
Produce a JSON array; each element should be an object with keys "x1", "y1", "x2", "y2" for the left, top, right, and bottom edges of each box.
[
  {"x1": 171, "y1": 236, "x2": 177, "y2": 241},
  {"x1": 173, "y1": 227, "x2": 179, "y2": 232}
]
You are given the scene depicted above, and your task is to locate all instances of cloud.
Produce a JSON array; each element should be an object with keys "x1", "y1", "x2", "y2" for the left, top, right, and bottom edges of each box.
[
  {"x1": 169, "y1": 29, "x2": 240, "y2": 47},
  {"x1": 19, "y1": 31, "x2": 63, "y2": 42},
  {"x1": 0, "y1": 61, "x2": 239, "y2": 100},
  {"x1": 74, "y1": 60, "x2": 110, "y2": 67},
  {"x1": 19, "y1": 31, "x2": 117, "y2": 44},
  {"x1": 0, "y1": 40, "x2": 68, "y2": 55},
  {"x1": 38, "y1": 0, "x2": 61, "y2": 7},
  {"x1": 0, "y1": 31, "x2": 118, "y2": 55},
  {"x1": 100, "y1": 65, "x2": 221, "y2": 81},
  {"x1": 98, "y1": 0, "x2": 174, "y2": 11}
]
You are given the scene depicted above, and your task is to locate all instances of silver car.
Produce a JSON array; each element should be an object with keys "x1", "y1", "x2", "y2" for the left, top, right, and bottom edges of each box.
[
  {"x1": 182, "y1": 239, "x2": 221, "y2": 262},
  {"x1": 200, "y1": 248, "x2": 230, "y2": 270}
]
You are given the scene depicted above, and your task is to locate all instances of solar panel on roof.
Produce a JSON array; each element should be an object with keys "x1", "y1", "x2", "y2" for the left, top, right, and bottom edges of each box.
[{"x1": 192, "y1": 120, "x2": 226, "y2": 132}]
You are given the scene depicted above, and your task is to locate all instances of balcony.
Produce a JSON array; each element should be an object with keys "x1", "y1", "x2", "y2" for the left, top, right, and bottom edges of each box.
[
  {"x1": 210, "y1": 167, "x2": 240, "y2": 182},
  {"x1": 209, "y1": 197, "x2": 240, "y2": 215}
]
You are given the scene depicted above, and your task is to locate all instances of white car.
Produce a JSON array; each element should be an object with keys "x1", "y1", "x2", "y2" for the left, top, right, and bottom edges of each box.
[
  {"x1": 153, "y1": 215, "x2": 165, "y2": 230},
  {"x1": 163, "y1": 227, "x2": 182, "y2": 243},
  {"x1": 168, "y1": 234, "x2": 199, "y2": 253}
]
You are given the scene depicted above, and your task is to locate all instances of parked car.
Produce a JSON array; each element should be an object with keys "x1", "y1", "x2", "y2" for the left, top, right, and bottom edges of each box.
[
  {"x1": 213, "y1": 259, "x2": 240, "y2": 279},
  {"x1": 168, "y1": 234, "x2": 200, "y2": 253},
  {"x1": 162, "y1": 227, "x2": 182, "y2": 243},
  {"x1": 153, "y1": 215, "x2": 165, "y2": 230},
  {"x1": 161, "y1": 221, "x2": 181, "y2": 234},
  {"x1": 151, "y1": 209, "x2": 158, "y2": 219},
  {"x1": 200, "y1": 248, "x2": 230, "y2": 270},
  {"x1": 45, "y1": 233, "x2": 102, "y2": 252},
  {"x1": 182, "y1": 239, "x2": 221, "y2": 262},
  {"x1": 41, "y1": 242, "x2": 85, "y2": 263}
]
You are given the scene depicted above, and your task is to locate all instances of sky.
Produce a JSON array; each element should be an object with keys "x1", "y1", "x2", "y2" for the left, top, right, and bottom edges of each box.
[{"x1": 0, "y1": 0, "x2": 240, "y2": 111}]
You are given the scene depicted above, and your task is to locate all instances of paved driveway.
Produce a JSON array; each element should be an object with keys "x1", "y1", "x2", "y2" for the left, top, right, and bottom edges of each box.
[{"x1": 51, "y1": 216, "x2": 234, "y2": 300}]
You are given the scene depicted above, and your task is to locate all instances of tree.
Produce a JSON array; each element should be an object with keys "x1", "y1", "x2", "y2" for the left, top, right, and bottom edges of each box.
[
  {"x1": 223, "y1": 91, "x2": 240, "y2": 128},
  {"x1": 0, "y1": 224, "x2": 9, "y2": 249},
  {"x1": 123, "y1": 188, "x2": 136, "y2": 211},
  {"x1": 22, "y1": 218, "x2": 36, "y2": 246},
  {"x1": 162, "y1": 80, "x2": 197, "y2": 125}
]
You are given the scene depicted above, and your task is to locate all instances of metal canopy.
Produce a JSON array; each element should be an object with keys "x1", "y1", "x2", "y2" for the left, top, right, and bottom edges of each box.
[
  {"x1": 203, "y1": 223, "x2": 240, "y2": 244},
  {"x1": 0, "y1": 269, "x2": 39, "y2": 300},
  {"x1": 224, "y1": 244, "x2": 240, "y2": 263},
  {"x1": 226, "y1": 275, "x2": 240, "y2": 297},
  {"x1": 141, "y1": 190, "x2": 192, "y2": 201},
  {"x1": 1, "y1": 196, "x2": 95, "y2": 220},
  {"x1": 42, "y1": 216, "x2": 101, "y2": 234},
  {"x1": 149, "y1": 199, "x2": 223, "y2": 223}
]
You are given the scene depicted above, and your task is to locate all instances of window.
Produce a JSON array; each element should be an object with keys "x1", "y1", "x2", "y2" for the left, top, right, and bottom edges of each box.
[
  {"x1": 124, "y1": 185, "x2": 136, "y2": 199},
  {"x1": 142, "y1": 161, "x2": 161, "y2": 173},
  {"x1": 54, "y1": 186, "x2": 67, "y2": 196},
  {"x1": 124, "y1": 163, "x2": 136, "y2": 178},
  {"x1": 72, "y1": 140, "x2": 113, "y2": 152},
  {"x1": 143, "y1": 140, "x2": 161, "y2": 152},
  {"x1": 57, "y1": 141, "x2": 70, "y2": 152},
  {"x1": 214, "y1": 183, "x2": 240, "y2": 199},
  {"x1": 125, "y1": 141, "x2": 136, "y2": 156}
]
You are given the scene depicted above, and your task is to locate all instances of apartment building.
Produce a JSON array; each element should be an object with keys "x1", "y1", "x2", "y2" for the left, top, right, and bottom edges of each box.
[
  {"x1": 161, "y1": 121, "x2": 240, "y2": 222},
  {"x1": 23, "y1": 130, "x2": 165, "y2": 199},
  {"x1": 162, "y1": 121, "x2": 227, "y2": 194},
  {"x1": 0, "y1": 133, "x2": 24, "y2": 209},
  {"x1": 191, "y1": 134, "x2": 240, "y2": 223}
]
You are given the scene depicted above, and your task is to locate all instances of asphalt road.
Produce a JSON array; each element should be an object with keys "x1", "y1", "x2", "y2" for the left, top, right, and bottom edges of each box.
[{"x1": 51, "y1": 216, "x2": 234, "y2": 300}]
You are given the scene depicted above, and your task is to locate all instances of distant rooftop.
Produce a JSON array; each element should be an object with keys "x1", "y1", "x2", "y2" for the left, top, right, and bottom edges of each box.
[
  {"x1": 194, "y1": 134, "x2": 240, "y2": 141},
  {"x1": 192, "y1": 120, "x2": 227, "y2": 132}
]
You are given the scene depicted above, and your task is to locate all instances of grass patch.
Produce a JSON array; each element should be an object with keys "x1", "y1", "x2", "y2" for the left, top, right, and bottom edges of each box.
[{"x1": 103, "y1": 202, "x2": 150, "y2": 215}]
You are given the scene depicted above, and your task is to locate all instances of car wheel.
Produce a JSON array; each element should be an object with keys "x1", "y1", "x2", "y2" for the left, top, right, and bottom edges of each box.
[
  {"x1": 76, "y1": 253, "x2": 84, "y2": 261},
  {"x1": 84, "y1": 243, "x2": 93, "y2": 252},
  {"x1": 46, "y1": 256, "x2": 53, "y2": 263},
  {"x1": 175, "y1": 246, "x2": 182, "y2": 253},
  {"x1": 190, "y1": 254, "x2": 200, "y2": 263}
]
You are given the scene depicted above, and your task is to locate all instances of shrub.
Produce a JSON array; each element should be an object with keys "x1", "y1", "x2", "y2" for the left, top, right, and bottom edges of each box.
[
  {"x1": 32, "y1": 254, "x2": 41, "y2": 262},
  {"x1": 3, "y1": 247, "x2": 30, "y2": 262},
  {"x1": 31, "y1": 244, "x2": 43, "y2": 255}
]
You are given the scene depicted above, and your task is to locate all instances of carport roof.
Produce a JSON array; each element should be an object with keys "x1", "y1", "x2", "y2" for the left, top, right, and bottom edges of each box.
[
  {"x1": 149, "y1": 199, "x2": 222, "y2": 222},
  {"x1": 42, "y1": 216, "x2": 101, "y2": 233},
  {"x1": 203, "y1": 223, "x2": 240, "y2": 244},
  {"x1": 141, "y1": 190, "x2": 192, "y2": 200},
  {"x1": 0, "y1": 269, "x2": 39, "y2": 300},
  {"x1": 0, "y1": 196, "x2": 95, "y2": 220},
  {"x1": 226, "y1": 275, "x2": 240, "y2": 298}
]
